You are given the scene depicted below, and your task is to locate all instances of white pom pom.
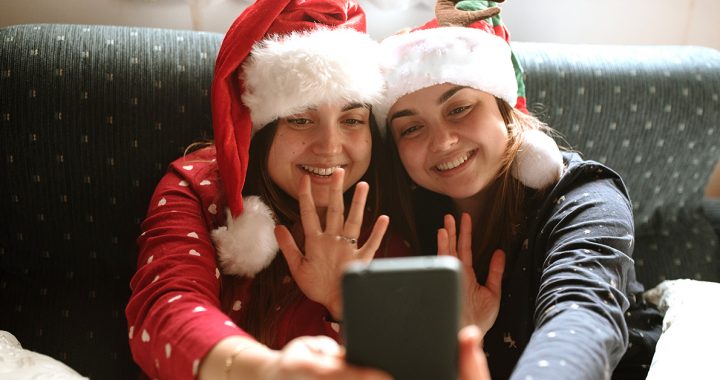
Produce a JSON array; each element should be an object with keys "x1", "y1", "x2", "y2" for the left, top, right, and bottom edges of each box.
[
  {"x1": 511, "y1": 129, "x2": 564, "y2": 189},
  {"x1": 211, "y1": 196, "x2": 278, "y2": 277}
]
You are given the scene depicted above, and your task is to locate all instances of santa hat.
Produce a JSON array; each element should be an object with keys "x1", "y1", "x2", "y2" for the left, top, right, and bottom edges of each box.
[
  {"x1": 374, "y1": 0, "x2": 562, "y2": 189},
  {"x1": 210, "y1": 0, "x2": 383, "y2": 277}
]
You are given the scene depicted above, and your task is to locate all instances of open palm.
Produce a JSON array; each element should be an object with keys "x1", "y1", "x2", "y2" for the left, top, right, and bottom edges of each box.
[
  {"x1": 437, "y1": 213, "x2": 505, "y2": 334},
  {"x1": 275, "y1": 169, "x2": 389, "y2": 320}
]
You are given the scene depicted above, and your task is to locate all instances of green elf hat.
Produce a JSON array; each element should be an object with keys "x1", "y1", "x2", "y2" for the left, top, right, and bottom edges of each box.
[{"x1": 427, "y1": 0, "x2": 527, "y2": 113}]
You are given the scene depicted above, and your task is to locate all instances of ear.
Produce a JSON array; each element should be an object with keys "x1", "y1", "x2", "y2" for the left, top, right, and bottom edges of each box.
[
  {"x1": 211, "y1": 196, "x2": 278, "y2": 277},
  {"x1": 511, "y1": 129, "x2": 564, "y2": 189}
]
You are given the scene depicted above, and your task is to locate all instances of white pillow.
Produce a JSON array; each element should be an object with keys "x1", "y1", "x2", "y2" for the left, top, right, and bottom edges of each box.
[
  {"x1": 643, "y1": 279, "x2": 720, "y2": 380},
  {"x1": 0, "y1": 331, "x2": 88, "y2": 379}
]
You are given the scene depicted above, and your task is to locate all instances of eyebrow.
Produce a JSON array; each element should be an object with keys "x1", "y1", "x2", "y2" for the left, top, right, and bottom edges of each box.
[
  {"x1": 389, "y1": 85, "x2": 471, "y2": 124},
  {"x1": 342, "y1": 102, "x2": 367, "y2": 111},
  {"x1": 389, "y1": 109, "x2": 417, "y2": 124},
  {"x1": 303, "y1": 103, "x2": 367, "y2": 112},
  {"x1": 437, "y1": 85, "x2": 470, "y2": 105}
]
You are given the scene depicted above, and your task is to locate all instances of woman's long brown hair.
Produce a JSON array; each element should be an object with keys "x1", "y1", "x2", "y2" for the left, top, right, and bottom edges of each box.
[{"x1": 385, "y1": 98, "x2": 554, "y2": 281}]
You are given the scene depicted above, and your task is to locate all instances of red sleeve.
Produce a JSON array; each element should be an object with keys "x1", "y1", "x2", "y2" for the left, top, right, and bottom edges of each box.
[{"x1": 125, "y1": 148, "x2": 253, "y2": 379}]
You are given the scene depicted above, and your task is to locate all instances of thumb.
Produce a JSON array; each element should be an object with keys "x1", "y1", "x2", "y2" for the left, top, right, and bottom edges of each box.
[{"x1": 485, "y1": 249, "x2": 506, "y2": 296}]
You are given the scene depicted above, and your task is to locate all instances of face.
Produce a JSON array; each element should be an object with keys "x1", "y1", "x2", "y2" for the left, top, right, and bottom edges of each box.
[
  {"x1": 388, "y1": 83, "x2": 508, "y2": 200},
  {"x1": 267, "y1": 102, "x2": 372, "y2": 208}
]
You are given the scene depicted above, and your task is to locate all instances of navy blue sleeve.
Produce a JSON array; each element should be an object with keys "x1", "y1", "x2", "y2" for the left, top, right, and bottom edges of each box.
[{"x1": 511, "y1": 172, "x2": 634, "y2": 380}]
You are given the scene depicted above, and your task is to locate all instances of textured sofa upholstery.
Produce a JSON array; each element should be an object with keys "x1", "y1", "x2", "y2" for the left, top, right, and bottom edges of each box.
[{"x1": 1, "y1": 24, "x2": 718, "y2": 379}]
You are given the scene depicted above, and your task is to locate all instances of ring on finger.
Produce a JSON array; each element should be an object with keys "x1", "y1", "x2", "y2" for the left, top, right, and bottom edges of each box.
[{"x1": 337, "y1": 235, "x2": 358, "y2": 245}]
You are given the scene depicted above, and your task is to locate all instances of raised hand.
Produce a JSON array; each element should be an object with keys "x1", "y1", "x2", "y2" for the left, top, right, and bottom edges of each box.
[
  {"x1": 275, "y1": 169, "x2": 389, "y2": 320},
  {"x1": 437, "y1": 213, "x2": 505, "y2": 333}
]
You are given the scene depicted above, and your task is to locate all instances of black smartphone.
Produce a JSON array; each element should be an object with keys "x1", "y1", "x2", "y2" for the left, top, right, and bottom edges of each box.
[{"x1": 342, "y1": 256, "x2": 463, "y2": 380}]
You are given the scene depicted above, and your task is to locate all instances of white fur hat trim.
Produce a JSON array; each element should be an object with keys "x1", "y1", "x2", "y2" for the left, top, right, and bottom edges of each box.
[
  {"x1": 211, "y1": 196, "x2": 278, "y2": 277},
  {"x1": 512, "y1": 129, "x2": 564, "y2": 189},
  {"x1": 242, "y1": 27, "x2": 384, "y2": 130},
  {"x1": 374, "y1": 27, "x2": 517, "y2": 130}
]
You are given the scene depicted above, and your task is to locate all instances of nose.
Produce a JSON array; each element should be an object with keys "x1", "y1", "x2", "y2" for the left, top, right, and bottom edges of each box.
[
  {"x1": 311, "y1": 121, "x2": 343, "y2": 156},
  {"x1": 428, "y1": 124, "x2": 458, "y2": 153}
]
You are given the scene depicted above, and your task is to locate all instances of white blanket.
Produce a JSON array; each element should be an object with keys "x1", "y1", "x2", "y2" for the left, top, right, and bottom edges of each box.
[
  {"x1": 644, "y1": 279, "x2": 720, "y2": 380},
  {"x1": 0, "y1": 331, "x2": 87, "y2": 380}
]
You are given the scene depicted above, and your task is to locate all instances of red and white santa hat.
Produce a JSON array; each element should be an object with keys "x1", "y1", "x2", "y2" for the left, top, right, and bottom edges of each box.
[
  {"x1": 210, "y1": 0, "x2": 383, "y2": 277},
  {"x1": 374, "y1": 20, "x2": 563, "y2": 190}
]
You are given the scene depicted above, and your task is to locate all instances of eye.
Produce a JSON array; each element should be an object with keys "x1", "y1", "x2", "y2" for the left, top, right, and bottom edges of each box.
[
  {"x1": 286, "y1": 117, "x2": 313, "y2": 126},
  {"x1": 342, "y1": 118, "x2": 366, "y2": 126},
  {"x1": 399, "y1": 124, "x2": 422, "y2": 137},
  {"x1": 448, "y1": 105, "x2": 472, "y2": 116}
]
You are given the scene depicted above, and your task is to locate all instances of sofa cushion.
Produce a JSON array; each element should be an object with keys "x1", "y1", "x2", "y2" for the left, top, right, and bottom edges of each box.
[
  {"x1": 634, "y1": 203, "x2": 720, "y2": 285},
  {"x1": 515, "y1": 42, "x2": 720, "y2": 284}
]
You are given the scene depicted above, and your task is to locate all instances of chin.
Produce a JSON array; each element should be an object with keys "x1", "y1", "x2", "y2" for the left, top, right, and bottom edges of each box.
[{"x1": 435, "y1": 179, "x2": 489, "y2": 200}]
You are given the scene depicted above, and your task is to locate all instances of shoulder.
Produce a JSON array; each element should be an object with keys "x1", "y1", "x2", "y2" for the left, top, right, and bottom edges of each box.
[
  {"x1": 543, "y1": 152, "x2": 631, "y2": 206},
  {"x1": 168, "y1": 146, "x2": 219, "y2": 180},
  {"x1": 528, "y1": 152, "x2": 634, "y2": 230}
]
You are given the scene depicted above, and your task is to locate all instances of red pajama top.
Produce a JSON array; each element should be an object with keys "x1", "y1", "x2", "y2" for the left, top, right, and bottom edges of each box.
[{"x1": 125, "y1": 147, "x2": 411, "y2": 379}]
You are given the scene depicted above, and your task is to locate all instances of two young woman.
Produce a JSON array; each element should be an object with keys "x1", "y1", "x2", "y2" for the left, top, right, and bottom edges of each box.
[
  {"x1": 127, "y1": 0, "x2": 658, "y2": 378},
  {"x1": 125, "y1": 0, "x2": 414, "y2": 379}
]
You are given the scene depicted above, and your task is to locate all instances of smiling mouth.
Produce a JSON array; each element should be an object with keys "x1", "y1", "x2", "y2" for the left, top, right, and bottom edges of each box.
[
  {"x1": 299, "y1": 164, "x2": 343, "y2": 177},
  {"x1": 435, "y1": 150, "x2": 476, "y2": 172}
]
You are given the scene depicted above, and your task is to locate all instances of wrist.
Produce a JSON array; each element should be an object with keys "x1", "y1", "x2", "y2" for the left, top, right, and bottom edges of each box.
[
  {"x1": 227, "y1": 342, "x2": 279, "y2": 379},
  {"x1": 324, "y1": 311, "x2": 343, "y2": 324},
  {"x1": 199, "y1": 336, "x2": 275, "y2": 380},
  {"x1": 327, "y1": 298, "x2": 343, "y2": 321}
]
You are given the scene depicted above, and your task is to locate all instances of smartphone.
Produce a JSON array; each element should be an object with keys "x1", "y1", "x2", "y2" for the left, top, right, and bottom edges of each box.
[{"x1": 342, "y1": 255, "x2": 463, "y2": 380}]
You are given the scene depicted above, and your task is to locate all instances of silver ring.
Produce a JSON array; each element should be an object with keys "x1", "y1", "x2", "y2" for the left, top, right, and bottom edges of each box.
[{"x1": 338, "y1": 235, "x2": 358, "y2": 245}]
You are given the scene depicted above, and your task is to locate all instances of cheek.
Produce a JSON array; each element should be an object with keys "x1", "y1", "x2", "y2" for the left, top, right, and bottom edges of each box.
[
  {"x1": 356, "y1": 134, "x2": 372, "y2": 166},
  {"x1": 397, "y1": 142, "x2": 425, "y2": 181},
  {"x1": 267, "y1": 135, "x2": 296, "y2": 178}
]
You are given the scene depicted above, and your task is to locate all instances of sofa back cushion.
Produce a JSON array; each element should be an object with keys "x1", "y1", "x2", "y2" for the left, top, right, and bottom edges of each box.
[
  {"x1": 0, "y1": 23, "x2": 222, "y2": 379},
  {"x1": 514, "y1": 42, "x2": 720, "y2": 285}
]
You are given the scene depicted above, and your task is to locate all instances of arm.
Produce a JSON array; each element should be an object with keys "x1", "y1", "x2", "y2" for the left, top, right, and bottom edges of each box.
[
  {"x1": 126, "y1": 153, "x2": 251, "y2": 379},
  {"x1": 512, "y1": 176, "x2": 634, "y2": 380}
]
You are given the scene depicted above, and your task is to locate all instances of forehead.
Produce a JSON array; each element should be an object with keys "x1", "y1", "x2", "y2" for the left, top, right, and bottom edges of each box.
[
  {"x1": 391, "y1": 84, "x2": 493, "y2": 111},
  {"x1": 292, "y1": 102, "x2": 369, "y2": 114}
]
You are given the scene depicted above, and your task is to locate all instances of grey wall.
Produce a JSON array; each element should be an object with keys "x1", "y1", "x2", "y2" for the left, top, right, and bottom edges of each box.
[{"x1": 1, "y1": 0, "x2": 718, "y2": 49}]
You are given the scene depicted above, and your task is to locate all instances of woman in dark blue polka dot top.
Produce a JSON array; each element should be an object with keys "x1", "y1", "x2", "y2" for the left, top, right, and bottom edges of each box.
[{"x1": 374, "y1": 4, "x2": 662, "y2": 380}]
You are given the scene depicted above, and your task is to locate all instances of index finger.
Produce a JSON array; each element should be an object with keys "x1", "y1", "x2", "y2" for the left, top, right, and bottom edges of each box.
[
  {"x1": 298, "y1": 174, "x2": 322, "y2": 234},
  {"x1": 444, "y1": 214, "x2": 457, "y2": 254}
]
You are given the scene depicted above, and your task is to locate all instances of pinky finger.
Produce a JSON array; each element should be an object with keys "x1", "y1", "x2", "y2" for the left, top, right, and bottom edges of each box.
[{"x1": 356, "y1": 215, "x2": 389, "y2": 261}]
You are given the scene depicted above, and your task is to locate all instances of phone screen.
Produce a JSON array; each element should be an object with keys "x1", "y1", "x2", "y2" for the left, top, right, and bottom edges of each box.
[{"x1": 342, "y1": 256, "x2": 462, "y2": 380}]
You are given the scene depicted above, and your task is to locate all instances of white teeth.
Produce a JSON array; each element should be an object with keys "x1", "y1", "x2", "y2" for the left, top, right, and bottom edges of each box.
[
  {"x1": 301, "y1": 165, "x2": 340, "y2": 176},
  {"x1": 436, "y1": 151, "x2": 472, "y2": 171}
]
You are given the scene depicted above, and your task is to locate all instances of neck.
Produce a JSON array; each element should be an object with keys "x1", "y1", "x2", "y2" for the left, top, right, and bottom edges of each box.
[{"x1": 451, "y1": 187, "x2": 492, "y2": 227}]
